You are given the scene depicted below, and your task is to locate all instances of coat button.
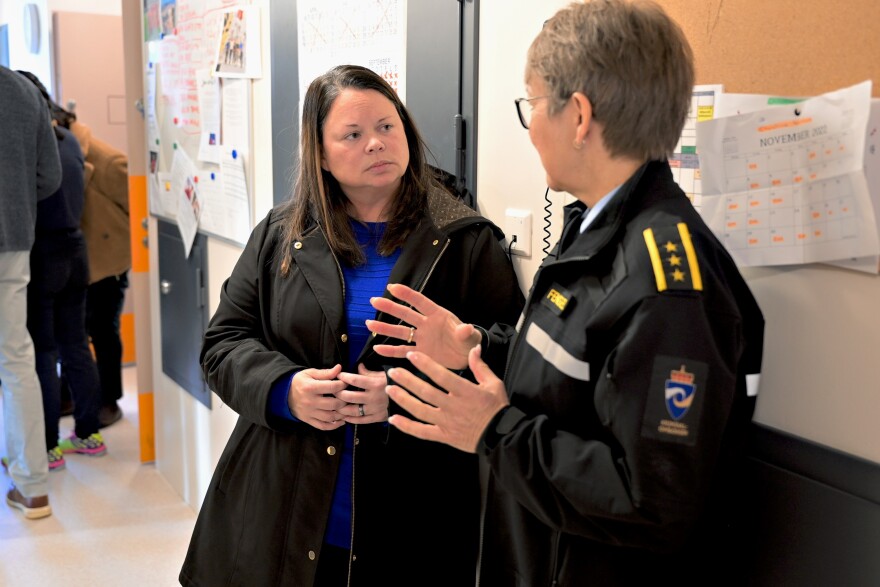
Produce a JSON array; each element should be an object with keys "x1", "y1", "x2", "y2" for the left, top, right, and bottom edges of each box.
[
  {"x1": 432, "y1": 239, "x2": 439, "y2": 245},
  {"x1": 354, "y1": 437, "x2": 360, "y2": 445},
  {"x1": 308, "y1": 550, "x2": 316, "y2": 560},
  {"x1": 294, "y1": 241, "x2": 303, "y2": 249},
  {"x1": 341, "y1": 334, "x2": 348, "y2": 343},
  {"x1": 327, "y1": 446, "x2": 337, "y2": 456}
]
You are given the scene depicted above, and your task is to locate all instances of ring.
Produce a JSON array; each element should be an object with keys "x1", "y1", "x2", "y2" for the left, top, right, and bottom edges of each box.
[
  {"x1": 358, "y1": 404, "x2": 365, "y2": 417},
  {"x1": 407, "y1": 326, "x2": 415, "y2": 344}
]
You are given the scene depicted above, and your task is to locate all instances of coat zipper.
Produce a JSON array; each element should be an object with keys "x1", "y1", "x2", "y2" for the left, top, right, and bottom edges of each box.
[
  {"x1": 341, "y1": 234, "x2": 450, "y2": 586},
  {"x1": 415, "y1": 238, "x2": 450, "y2": 294},
  {"x1": 318, "y1": 225, "x2": 356, "y2": 586}
]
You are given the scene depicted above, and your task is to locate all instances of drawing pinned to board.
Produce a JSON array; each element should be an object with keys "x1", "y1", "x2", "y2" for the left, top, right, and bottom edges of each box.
[
  {"x1": 213, "y1": 6, "x2": 262, "y2": 79},
  {"x1": 160, "y1": 0, "x2": 176, "y2": 37},
  {"x1": 144, "y1": 0, "x2": 162, "y2": 41},
  {"x1": 297, "y1": 0, "x2": 406, "y2": 102}
]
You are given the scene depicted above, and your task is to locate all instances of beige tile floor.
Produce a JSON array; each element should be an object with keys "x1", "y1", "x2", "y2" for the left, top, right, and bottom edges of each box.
[{"x1": 0, "y1": 366, "x2": 196, "y2": 586}]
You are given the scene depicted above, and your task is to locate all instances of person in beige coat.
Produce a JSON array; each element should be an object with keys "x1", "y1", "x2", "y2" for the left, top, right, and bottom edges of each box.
[{"x1": 68, "y1": 121, "x2": 130, "y2": 428}]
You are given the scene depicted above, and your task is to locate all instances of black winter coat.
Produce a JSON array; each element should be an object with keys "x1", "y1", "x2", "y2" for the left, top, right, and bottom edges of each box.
[{"x1": 180, "y1": 187, "x2": 524, "y2": 587}]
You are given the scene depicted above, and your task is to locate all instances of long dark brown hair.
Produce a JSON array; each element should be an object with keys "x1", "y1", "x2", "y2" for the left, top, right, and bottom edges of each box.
[{"x1": 279, "y1": 64, "x2": 436, "y2": 273}]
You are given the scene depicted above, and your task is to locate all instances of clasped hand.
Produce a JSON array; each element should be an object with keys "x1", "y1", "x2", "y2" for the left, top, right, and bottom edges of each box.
[{"x1": 289, "y1": 363, "x2": 387, "y2": 430}]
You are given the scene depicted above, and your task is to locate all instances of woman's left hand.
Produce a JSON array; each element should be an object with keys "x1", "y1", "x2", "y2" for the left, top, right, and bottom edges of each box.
[{"x1": 337, "y1": 363, "x2": 389, "y2": 424}]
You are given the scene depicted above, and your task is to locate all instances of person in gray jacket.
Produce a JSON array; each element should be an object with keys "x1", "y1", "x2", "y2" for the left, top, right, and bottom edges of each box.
[
  {"x1": 180, "y1": 65, "x2": 524, "y2": 586},
  {"x1": 0, "y1": 65, "x2": 62, "y2": 519}
]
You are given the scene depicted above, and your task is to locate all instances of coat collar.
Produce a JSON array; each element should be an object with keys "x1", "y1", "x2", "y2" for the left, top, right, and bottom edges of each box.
[{"x1": 557, "y1": 160, "x2": 681, "y2": 260}]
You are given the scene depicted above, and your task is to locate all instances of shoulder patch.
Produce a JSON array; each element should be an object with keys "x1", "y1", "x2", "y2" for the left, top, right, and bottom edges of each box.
[
  {"x1": 642, "y1": 223, "x2": 703, "y2": 292},
  {"x1": 641, "y1": 356, "x2": 708, "y2": 446}
]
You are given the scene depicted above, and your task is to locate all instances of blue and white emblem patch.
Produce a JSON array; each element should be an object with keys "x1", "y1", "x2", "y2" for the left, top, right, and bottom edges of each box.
[
  {"x1": 642, "y1": 356, "x2": 708, "y2": 446},
  {"x1": 665, "y1": 366, "x2": 696, "y2": 421}
]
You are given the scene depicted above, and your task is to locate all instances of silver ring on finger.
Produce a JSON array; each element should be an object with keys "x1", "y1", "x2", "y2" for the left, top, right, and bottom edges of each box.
[{"x1": 358, "y1": 404, "x2": 365, "y2": 417}]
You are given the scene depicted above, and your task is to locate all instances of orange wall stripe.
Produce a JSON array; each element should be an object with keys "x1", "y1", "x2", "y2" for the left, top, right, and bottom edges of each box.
[
  {"x1": 121, "y1": 312, "x2": 136, "y2": 364},
  {"x1": 129, "y1": 175, "x2": 149, "y2": 273},
  {"x1": 138, "y1": 391, "x2": 156, "y2": 463}
]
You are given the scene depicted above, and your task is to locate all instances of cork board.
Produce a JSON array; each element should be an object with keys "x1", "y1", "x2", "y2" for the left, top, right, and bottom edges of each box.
[
  {"x1": 659, "y1": 0, "x2": 880, "y2": 98},
  {"x1": 656, "y1": 0, "x2": 880, "y2": 464}
]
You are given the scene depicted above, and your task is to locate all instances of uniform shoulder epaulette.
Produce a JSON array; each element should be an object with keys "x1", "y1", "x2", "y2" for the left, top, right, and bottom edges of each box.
[{"x1": 642, "y1": 222, "x2": 703, "y2": 292}]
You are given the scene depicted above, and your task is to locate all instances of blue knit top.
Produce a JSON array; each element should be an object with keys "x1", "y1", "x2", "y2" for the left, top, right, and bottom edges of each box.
[{"x1": 268, "y1": 220, "x2": 400, "y2": 549}]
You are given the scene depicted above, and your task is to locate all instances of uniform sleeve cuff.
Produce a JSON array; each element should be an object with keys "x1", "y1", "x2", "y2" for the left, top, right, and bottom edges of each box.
[{"x1": 478, "y1": 405, "x2": 527, "y2": 453}]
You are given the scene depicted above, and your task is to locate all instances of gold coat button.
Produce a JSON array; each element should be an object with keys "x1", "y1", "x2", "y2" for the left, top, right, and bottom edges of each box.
[
  {"x1": 308, "y1": 550, "x2": 316, "y2": 560},
  {"x1": 354, "y1": 437, "x2": 360, "y2": 445},
  {"x1": 327, "y1": 446, "x2": 337, "y2": 456},
  {"x1": 294, "y1": 241, "x2": 303, "y2": 249},
  {"x1": 432, "y1": 239, "x2": 439, "y2": 245},
  {"x1": 341, "y1": 334, "x2": 348, "y2": 343}
]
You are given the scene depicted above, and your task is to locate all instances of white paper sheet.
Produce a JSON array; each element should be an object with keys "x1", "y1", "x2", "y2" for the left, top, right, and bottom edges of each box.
[
  {"x1": 171, "y1": 149, "x2": 201, "y2": 257},
  {"x1": 221, "y1": 78, "x2": 250, "y2": 157},
  {"x1": 696, "y1": 81, "x2": 878, "y2": 267},
  {"x1": 197, "y1": 69, "x2": 222, "y2": 163},
  {"x1": 152, "y1": 171, "x2": 176, "y2": 219}
]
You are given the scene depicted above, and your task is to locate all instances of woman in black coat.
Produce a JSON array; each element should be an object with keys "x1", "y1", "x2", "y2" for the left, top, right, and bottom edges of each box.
[{"x1": 180, "y1": 65, "x2": 524, "y2": 587}]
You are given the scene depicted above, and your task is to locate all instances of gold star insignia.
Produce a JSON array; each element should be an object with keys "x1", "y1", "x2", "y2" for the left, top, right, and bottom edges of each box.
[{"x1": 644, "y1": 224, "x2": 703, "y2": 292}]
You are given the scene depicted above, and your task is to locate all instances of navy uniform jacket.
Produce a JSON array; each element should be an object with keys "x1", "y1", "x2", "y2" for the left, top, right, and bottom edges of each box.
[{"x1": 478, "y1": 160, "x2": 764, "y2": 586}]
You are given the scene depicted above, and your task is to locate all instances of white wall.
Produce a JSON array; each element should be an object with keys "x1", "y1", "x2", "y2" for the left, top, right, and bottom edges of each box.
[
  {"x1": 149, "y1": 0, "x2": 878, "y2": 512},
  {"x1": 1, "y1": 0, "x2": 51, "y2": 86},
  {"x1": 476, "y1": 1, "x2": 573, "y2": 291},
  {"x1": 0, "y1": 0, "x2": 120, "y2": 97}
]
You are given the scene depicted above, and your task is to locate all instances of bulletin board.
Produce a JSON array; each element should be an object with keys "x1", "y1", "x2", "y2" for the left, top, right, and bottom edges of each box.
[
  {"x1": 143, "y1": 0, "x2": 258, "y2": 250},
  {"x1": 658, "y1": 0, "x2": 880, "y2": 464}
]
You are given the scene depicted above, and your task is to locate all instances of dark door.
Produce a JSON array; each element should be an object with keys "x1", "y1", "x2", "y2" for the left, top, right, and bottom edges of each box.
[{"x1": 157, "y1": 219, "x2": 211, "y2": 408}]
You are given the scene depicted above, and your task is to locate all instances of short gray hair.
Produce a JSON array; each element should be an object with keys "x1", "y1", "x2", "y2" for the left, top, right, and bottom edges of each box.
[{"x1": 527, "y1": 0, "x2": 694, "y2": 161}]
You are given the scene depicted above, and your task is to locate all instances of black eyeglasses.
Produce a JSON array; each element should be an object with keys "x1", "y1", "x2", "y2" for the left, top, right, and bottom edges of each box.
[{"x1": 514, "y1": 95, "x2": 550, "y2": 129}]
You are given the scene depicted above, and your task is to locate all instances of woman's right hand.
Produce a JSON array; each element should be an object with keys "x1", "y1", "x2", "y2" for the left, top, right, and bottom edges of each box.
[
  {"x1": 367, "y1": 283, "x2": 481, "y2": 371},
  {"x1": 289, "y1": 365, "x2": 347, "y2": 430}
]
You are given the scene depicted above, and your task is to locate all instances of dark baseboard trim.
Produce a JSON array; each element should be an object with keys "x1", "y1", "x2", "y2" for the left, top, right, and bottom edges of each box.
[{"x1": 746, "y1": 422, "x2": 880, "y2": 505}]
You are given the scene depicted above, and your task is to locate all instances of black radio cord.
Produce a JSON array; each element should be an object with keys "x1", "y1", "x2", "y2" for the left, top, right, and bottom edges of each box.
[{"x1": 542, "y1": 186, "x2": 552, "y2": 256}]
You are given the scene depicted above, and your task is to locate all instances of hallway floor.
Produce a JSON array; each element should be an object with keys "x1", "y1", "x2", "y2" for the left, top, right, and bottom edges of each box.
[{"x1": 0, "y1": 367, "x2": 196, "y2": 586}]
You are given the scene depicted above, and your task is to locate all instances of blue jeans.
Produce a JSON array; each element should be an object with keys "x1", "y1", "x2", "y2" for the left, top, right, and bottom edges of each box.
[
  {"x1": 27, "y1": 234, "x2": 101, "y2": 448},
  {"x1": 0, "y1": 251, "x2": 49, "y2": 497}
]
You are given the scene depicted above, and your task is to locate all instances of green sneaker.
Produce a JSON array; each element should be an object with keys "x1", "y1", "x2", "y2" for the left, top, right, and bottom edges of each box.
[
  {"x1": 59, "y1": 432, "x2": 107, "y2": 457},
  {"x1": 47, "y1": 446, "x2": 66, "y2": 471}
]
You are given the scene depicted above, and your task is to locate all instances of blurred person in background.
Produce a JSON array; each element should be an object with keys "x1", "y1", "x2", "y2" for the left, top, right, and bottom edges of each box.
[
  {"x1": 18, "y1": 70, "x2": 108, "y2": 472},
  {"x1": 68, "y1": 116, "x2": 130, "y2": 428},
  {"x1": 0, "y1": 65, "x2": 61, "y2": 519}
]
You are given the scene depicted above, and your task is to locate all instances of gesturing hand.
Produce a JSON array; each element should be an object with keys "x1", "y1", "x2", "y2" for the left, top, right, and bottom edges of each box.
[
  {"x1": 368, "y1": 283, "x2": 481, "y2": 371},
  {"x1": 289, "y1": 365, "x2": 347, "y2": 431},
  {"x1": 385, "y1": 345, "x2": 509, "y2": 453}
]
